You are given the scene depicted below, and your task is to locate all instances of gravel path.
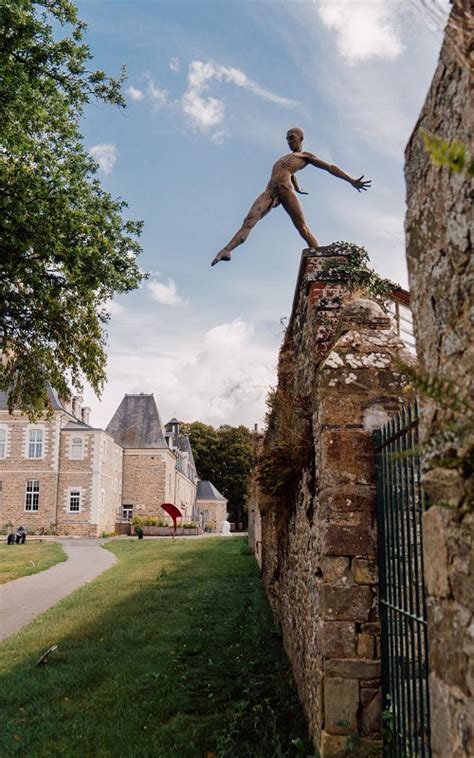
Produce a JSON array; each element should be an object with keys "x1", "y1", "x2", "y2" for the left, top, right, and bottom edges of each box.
[{"x1": 0, "y1": 539, "x2": 116, "y2": 642}]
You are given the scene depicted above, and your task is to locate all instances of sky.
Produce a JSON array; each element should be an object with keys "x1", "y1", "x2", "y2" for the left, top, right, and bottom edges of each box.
[{"x1": 74, "y1": 0, "x2": 450, "y2": 431}]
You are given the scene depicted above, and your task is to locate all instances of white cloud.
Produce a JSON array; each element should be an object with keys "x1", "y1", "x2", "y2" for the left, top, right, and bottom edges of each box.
[
  {"x1": 182, "y1": 60, "x2": 299, "y2": 137},
  {"x1": 145, "y1": 74, "x2": 168, "y2": 110},
  {"x1": 126, "y1": 85, "x2": 144, "y2": 101},
  {"x1": 89, "y1": 144, "x2": 118, "y2": 174},
  {"x1": 146, "y1": 275, "x2": 187, "y2": 306},
  {"x1": 169, "y1": 57, "x2": 180, "y2": 73},
  {"x1": 315, "y1": 0, "x2": 403, "y2": 63},
  {"x1": 106, "y1": 300, "x2": 125, "y2": 316},
  {"x1": 84, "y1": 317, "x2": 277, "y2": 430}
]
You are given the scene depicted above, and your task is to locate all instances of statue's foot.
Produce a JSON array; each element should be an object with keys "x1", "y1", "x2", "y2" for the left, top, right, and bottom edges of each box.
[{"x1": 211, "y1": 249, "x2": 232, "y2": 267}]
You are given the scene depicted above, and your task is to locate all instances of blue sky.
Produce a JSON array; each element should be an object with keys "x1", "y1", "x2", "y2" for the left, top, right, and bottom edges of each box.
[{"x1": 76, "y1": 0, "x2": 449, "y2": 429}]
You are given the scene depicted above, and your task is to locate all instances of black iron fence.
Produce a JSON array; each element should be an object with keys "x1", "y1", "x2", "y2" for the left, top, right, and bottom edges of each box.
[{"x1": 374, "y1": 401, "x2": 431, "y2": 757}]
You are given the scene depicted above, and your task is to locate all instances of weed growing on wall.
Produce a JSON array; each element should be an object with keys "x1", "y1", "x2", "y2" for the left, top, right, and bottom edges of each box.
[
  {"x1": 321, "y1": 242, "x2": 399, "y2": 310},
  {"x1": 258, "y1": 341, "x2": 313, "y2": 507}
]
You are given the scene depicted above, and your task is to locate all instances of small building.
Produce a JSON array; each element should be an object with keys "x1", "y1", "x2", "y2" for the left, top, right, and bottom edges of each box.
[{"x1": 195, "y1": 480, "x2": 228, "y2": 533}]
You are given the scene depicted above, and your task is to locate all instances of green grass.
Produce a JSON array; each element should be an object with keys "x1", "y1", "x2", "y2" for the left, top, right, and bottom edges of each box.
[
  {"x1": 0, "y1": 538, "x2": 312, "y2": 757},
  {"x1": 0, "y1": 541, "x2": 67, "y2": 584}
]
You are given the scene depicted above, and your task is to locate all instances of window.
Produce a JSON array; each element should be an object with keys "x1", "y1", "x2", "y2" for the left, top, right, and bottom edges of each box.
[
  {"x1": 71, "y1": 437, "x2": 83, "y2": 460},
  {"x1": 122, "y1": 504, "x2": 133, "y2": 520},
  {"x1": 101, "y1": 439, "x2": 107, "y2": 462},
  {"x1": 69, "y1": 490, "x2": 81, "y2": 512},
  {"x1": 25, "y1": 480, "x2": 40, "y2": 511},
  {"x1": 100, "y1": 489, "x2": 105, "y2": 513},
  {"x1": 0, "y1": 429, "x2": 6, "y2": 459},
  {"x1": 28, "y1": 429, "x2": 43, "y2": 459}
]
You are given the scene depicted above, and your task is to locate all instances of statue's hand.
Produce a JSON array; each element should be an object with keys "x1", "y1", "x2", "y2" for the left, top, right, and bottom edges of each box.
[
  {"x1": 296, "y1": 188, "x2": 308, "y2": 195},
  {"x1": 352, "y1": 175, "x2": 372, "y2": 192}
]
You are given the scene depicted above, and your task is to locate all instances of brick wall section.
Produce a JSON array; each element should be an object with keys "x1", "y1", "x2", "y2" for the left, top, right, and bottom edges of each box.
[
  {"x1": 122, "y1": 449, "x2": 170, "y2": 521},
  {"x1": 260, "y1": 249, "x2": 414, "y2": 756},
  {"x1": 404, "y1": 3, "x2": 473, "y2": 756},
  {"x1": 0, "y1": 410, "x2": 64, "y2": 532}
]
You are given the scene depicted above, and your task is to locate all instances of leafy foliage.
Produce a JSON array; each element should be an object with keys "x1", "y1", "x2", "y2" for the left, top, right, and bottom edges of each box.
[
  {"x1": 0, "y1": 1, "x2": 145, "y2": 417},
  {"x1": 181, "y1": 421, "x2": 253, "y2": 525},
  {"x1": 258, "y1": 342, "x2": 312, "y2": 506},
  {"x1": 420, "y1": 129, "x2": 474, "y2": 177},
  {"x1": 321, "y1": 241, "x2": 399, "y2": 310}
]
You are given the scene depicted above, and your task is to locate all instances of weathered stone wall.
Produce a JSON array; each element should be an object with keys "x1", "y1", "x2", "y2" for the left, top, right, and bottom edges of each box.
[
  {"x1": 259, "y1": 248, "x2": 414, "y2": 756},
  {"x1": 405, "y1": 3, "x2": 473, "y2": 755}
]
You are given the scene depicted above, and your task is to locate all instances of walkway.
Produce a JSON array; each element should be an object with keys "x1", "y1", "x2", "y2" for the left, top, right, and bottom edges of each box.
[{"x1": 0, "y1": 539, "x2": 116, "y2": 642}]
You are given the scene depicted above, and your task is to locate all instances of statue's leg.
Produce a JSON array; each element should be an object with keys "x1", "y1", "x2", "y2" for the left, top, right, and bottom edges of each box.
[
  {"x1": 279, "y1": 185, "x2": 319, "y2": 249},
  {"x1": 211, "y1": 191, "x2": 274, "y2": 266}
]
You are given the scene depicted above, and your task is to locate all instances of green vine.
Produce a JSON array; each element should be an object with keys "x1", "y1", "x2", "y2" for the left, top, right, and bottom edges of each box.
[
  {"x1": 420, "y1": 129, "x2": 474, "y2": 177},
  {"x1": 321, "y1": 242, "x2": 400, "y2": 311}
]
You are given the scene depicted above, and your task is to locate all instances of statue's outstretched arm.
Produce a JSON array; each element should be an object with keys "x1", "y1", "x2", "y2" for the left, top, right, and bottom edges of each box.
[
  {"x1": 302, "y1": 151, "x2": 371, "y2": 192},
  {"x1": 291, "y1": 175, "x2": 308, "y2": 195}
]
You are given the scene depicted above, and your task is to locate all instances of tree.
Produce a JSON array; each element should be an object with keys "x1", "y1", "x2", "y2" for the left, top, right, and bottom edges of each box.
[
  {"x1": 0, "y1": 0, "x2": 145, "y2": 417},
  {"x1": 183, "y1": 422, "x2": 253, "y2": 526}
]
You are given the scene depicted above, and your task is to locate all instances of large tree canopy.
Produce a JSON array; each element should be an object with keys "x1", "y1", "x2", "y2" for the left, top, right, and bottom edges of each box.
[
  {"x1": 0, "y1": 0, "x2": 144, "y2": 416},
  {"x1": 182, "y1": 422, "x2": 253, "y2": 526}
]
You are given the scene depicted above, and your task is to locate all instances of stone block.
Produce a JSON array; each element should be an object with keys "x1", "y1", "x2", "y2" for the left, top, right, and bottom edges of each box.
[
  {"x1": 325, "y1": 659, "x2": 381, "y2": 679},
  {"x1": 324, "y1": 677, "x2": 358, "y2": 735},
  {"x1": 320, "y1": 430, "x2": 375, "y2": 486},
  {"x1": 320, "y1": 731, "x2": 383, "y2": 757},
  {"x1": 423, "y1": 507, "x2": 450, "y2": 597},
  {"x1": 352, "y1": 558, "x2": 378, "y2": 584},
  {"x1": 319, "y1": 621, "x2": 355, "y2": 658},
  {"x1": 319, "y1": 486, "x2": 375, "y2": 516},
  {"x1": 359, "y1": 686, "x2": 382, "y2": 736},
  {"x1": 320, "y1": 557, "x2": 351, "y2": 582},
  {"x1": 427, "y1": 598, "x2": 470, "y2": 693},
  {"x1": 320, "y1": 585, "x2": 374, "y2": 621},
  {"x1": 322, "y1": 525, "x2": 376, "y2": 557},
  {"x1": 423, "y1": 467, "x2": 464, "y2": 508},
  {"x1": 429, "y1": 673, "x2": 452, "y2": 758},
  {"x1": 357, "y1": 634, "x2": 374, "y2": 659},
  {"x1": 361, "y1": 622, "x2": 380, "y2": 635}
]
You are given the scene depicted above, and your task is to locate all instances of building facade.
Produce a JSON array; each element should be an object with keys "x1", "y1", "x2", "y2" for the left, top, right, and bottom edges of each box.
[{"x1": 0, "y1": 391, "x2": 220, "y2": 537}]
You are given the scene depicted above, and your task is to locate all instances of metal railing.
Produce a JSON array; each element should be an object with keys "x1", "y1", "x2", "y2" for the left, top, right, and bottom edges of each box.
[{"x1": 374, "y1": 401, "x2": 431, "y2": 757}]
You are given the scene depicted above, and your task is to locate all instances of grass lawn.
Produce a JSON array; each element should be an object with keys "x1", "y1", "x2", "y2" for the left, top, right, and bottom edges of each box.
[
  {"x1": 0, "y1": 541, "x2": 67, "y2": 584},
  {"x1": 0, "y1": 537, "x2": 312, "y2": 757}
]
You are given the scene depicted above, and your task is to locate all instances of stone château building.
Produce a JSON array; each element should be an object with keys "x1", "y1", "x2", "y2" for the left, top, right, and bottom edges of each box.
[{"x1": 0, "y1": 390, "x2": 219, "y2": 537}]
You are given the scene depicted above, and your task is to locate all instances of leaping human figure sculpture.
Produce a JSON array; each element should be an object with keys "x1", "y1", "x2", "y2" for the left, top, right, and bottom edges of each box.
[{"x1": 211, "y1": 127, "x2": 371, "y2": 266}]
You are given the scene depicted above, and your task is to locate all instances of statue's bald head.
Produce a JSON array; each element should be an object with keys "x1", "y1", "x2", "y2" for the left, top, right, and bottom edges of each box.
[
  {"x1": 287, "y1": 127, "x2": 304, "y2": 141},
  {"x1": 286, "y1": 127, "x2": 304, "y2": 152}
]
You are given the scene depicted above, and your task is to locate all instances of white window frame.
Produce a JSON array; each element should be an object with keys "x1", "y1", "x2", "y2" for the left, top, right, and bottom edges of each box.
[
  {"x1": 27, "y1": 427, "x2": 44, "y2": 459},
  {"x1": 70, "y1": 437, "x2": 84, "y2": 460},
  {"x1": 122, "y1": 504, "x2": 133, "y2": 520},
  {"x1": 0, "y1": 428, "x2": 6, "y2": 459},
  {"x1": 25, "y1": 480, "x2": 40, "y2": 511},
  {"x1": 68, "y1": 489, "x2": 81, "y2": 513}
]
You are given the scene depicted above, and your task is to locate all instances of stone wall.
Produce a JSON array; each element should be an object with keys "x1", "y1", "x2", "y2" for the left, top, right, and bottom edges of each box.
[
  {"x1": 259, "y1": 247, "x2": 414, "y2": 756},
  {"x1": 405, "y1": 2, "x2": 473, "y2": 755},
  {"x1": 0, "y1": 411, "x2": 63, "y2": 532}
]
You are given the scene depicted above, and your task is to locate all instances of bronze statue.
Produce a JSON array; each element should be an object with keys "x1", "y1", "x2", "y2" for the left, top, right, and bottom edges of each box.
[{"x1": 211, "y1": 127, "x2": 371, "y2": 266}]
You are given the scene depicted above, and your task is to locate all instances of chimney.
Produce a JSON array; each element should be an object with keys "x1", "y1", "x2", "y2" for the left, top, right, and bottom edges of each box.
[
  {"x1": 81, "y1": 407, "x2": 91, "y2": 425},
  {"x1": 71, "y1": 395, "x2": 83, "y2": 419}
]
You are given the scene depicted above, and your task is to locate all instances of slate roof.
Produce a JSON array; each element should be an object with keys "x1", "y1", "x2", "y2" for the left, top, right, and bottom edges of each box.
[
  {"x1": 0, "y1": 386, "x2": 66, "y2": 412},
  {"x1": 178, "y1": 434, "x2": 197, "y2": 472},
  {"x1": 196, "y1": 480, "x2": 227, "y2": 502},
  {"x1": 62, "y1": 420, "x2": 96, "y2": 432},
  {"x1": 106, "y1": 393, "x2": 168, "y2": 449}
]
